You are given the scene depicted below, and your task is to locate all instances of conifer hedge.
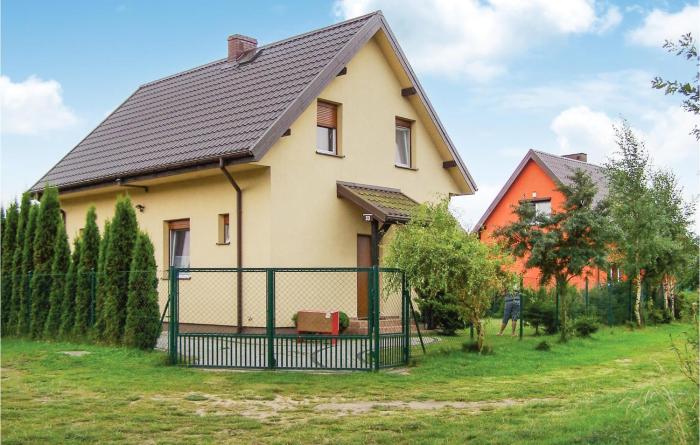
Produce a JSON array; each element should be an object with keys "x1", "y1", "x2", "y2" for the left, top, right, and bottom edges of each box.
[
  {"x1": 92, "y1": 220, "x2": 111, "y2": 339},
  {"x1": 9, "y1": 193, "x2": 32, "y2": 332},
  {"x1": 73, "y1": 207, "x2": 100, "y2": 338},
  {"x1": 44, "y1": 220, "x2": 70, "y2": 337},
  {"x1": 59, "y1": 236, "x2": 82, "y2": 339},
  {"x1": 17, "y1": 205, "x2": 38, "y2": 336},
  {"x1": 30, "y1": 186, "x2": 62, "y2": 339},
  {"x1": 102, "y1": 195, "x2": 138, "y2": 343},
  {"x1": 1, "y1": 201, "x2": 19, "y2": 334},
  {"x1": 123, "y1": 232, "x2": 161, "y2": 350}
]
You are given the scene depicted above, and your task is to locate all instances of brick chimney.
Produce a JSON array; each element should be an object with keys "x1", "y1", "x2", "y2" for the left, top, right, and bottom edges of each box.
[
  {"x1": 563, "y1": 153, "x2": 587, "y2": 162},
  {"x1": 228, "y1": 34, "x2": 257, "y2": 62}
]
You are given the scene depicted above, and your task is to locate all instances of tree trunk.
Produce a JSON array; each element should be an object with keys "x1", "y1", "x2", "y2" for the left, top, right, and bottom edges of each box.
[
  {"x1": 634, "y1": 271, "x2": 642, "y2": 327},
  {"x1": 474, "y1": 318, "x2": 485, "y2": 352}
]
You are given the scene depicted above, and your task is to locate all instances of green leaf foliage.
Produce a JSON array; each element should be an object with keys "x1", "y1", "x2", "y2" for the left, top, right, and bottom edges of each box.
[
  {"x1": 1, "y1": 201, "x2": 19, "y2": 334},
  {"x1": 44, "y1": 220, "x2": 70, "y2": 338},
  {"x1": 123, "y1": 232, "x2": 161, "y2": 350},
  {"x1": 102, "y1": 195, "x2": 138, "y2": 343},
  {"x1": 385, "y1": 197, "x2": 511, "y2": 351},
  {"x1": 91, "y1": 220, "x2": 111, "y2": 339},
  {"x1": 495, "y1": 169, "x2": 611, "y2": 341},
  {"x1": 59, "y1": 237, "x2": 82, "y2": 339},
  {"x1": 30, "y1": 186, "x2": 62, "y2": 339},
  {"x1": 9, "y1": 193, "x2": 32, "y2": 333},
  {"x1": 16, "y1": 205, "x2": 39, "y2": 336},
  {"x1": 73, "y1": 207, "x2": 100, "y2": 338}
]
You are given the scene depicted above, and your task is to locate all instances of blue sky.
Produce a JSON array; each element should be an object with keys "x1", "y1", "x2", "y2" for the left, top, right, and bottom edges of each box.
[{"x1": 2, "y1": 0, "x2": 698, "y2": 228}]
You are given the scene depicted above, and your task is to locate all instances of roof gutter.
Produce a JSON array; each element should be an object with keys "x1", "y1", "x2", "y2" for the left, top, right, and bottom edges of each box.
[{"x1": 218, "y1": 158, "x2": 244, "y2": 333}]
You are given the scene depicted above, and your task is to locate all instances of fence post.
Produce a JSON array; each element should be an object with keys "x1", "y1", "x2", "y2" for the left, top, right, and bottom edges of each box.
[
  {"x1": 402, "y1": 272, "x2": 410, "y2": 365},
  {"x1": 372, "y1": 266, "x2": 380, "y2": 371},
  {"x1": 168, "y1": 268, "x2": 178, "y2": 364},
  {"x1": 266, "y1": 269, "x2": 276, "y2": 369},
  {"x1": 89, "y1": 269, "x2": 97, "y2": 326},
  {"x1": 519, "y1": 275, "x2": 524, "y2": 340},
  {"x1": 628, "y1": 281, "x2": 633, "y2": 322},
  {"x1": 585, "y1": 277, "x2": 589, "y2": 315},
  {"x1": 607, "y1": 283, "x2": 613, "y2": 326},
  {"x1": 555, "y1": 288, "x2": 560, "y2": 332}
]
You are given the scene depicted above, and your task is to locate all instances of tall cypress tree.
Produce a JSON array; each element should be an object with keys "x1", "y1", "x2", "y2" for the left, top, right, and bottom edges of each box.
[
  {"x1": 123, "y1": 232, "x2": 161, "y2": 350},
  {"x1": 92, "y1": 219, "x2": 111, "y2": 339},
  {"x1": 102, "y1": 196, "x2": 138, "y2": 343},
  {"x1": 9, "y1": 193, "x2": 32, "y2": 333},
  {"x1": 73, "y1": 207, "x2": 100, "y2": 338},
  {"x1": 30, "y1": 186, "x2": 62, "y2": 339},
  {"x1": 44, "y1": 220, "x2": 70, "y2": 338},
  {"x1": 17, "y1": 205, "x2": 38, "y2": 336},
  {"x1": 1, "y1": 201, "x2": 19, "y2": 334},
  {"x1": 59, "y1": 236, "x2": 82, "y2": 339}
]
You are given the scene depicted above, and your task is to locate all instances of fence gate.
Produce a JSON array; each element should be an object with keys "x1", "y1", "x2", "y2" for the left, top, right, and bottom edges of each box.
[{"x1": 166, "y1": 267, "x2": 410, "y2": 371}]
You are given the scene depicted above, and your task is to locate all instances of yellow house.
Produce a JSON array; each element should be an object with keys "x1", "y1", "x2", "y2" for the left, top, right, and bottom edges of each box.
[{"x1": 32, "y1": 12, "x2": 476, "y2": 330}]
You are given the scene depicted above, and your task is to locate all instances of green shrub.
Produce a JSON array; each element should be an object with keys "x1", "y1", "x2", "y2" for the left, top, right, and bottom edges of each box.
[
  {"x1": 16, "y1": 205, "x2": 38, "y2": 336},
  {"x1": 91, "y1": 219, "x2": 111, "y2": 339},
  {"x1": 419, "y1": 292, "x2": 464, "y2": 336},
  {"x1": 676, "y1": 290, "x2": 698, "y2": 321},
  {"x1": 123, "y1": 232, "x2": 161, "y2": 350},
  {"x1": 44, "y1": 220, "x2": 70, "y2": 338},
  {"x1": 59, "y1": 237, "x2": 82, "y2": 339},
  {"x1": 1, "y1": 201, "x2": 19, "y2": 334},
  {"x1": 9, "y1": 193, "x2": 31, "y2": 333},
  {"x1": 339, "y1": 311, "x2": 350, "y2": 333},
  {"x1": 73, "y1": 207, "x2": 100, "y2": 338},
  {"x1": 535, "y1": 340, "x2": 551, "y2": 351},
  {"x1": 102, "y1": 196, "x2": 138, "y2": 343},
  {"x1": 30, "y1": 186, "x2": 62, "y2": 339},
  {"x1": 573, "y1": 315, "x2": 600, "y2": 337},
  {"x1": 523, "y1": 287, "x2": 557, "y2": 335}
]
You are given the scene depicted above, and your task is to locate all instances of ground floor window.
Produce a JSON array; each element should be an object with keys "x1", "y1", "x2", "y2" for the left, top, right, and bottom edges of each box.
[{"x1": 169, "y1": 219, "x2": 190, "y2": 275}]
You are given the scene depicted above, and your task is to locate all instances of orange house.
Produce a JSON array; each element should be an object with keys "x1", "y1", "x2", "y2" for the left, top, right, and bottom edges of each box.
[{"x1": 474, "y1": 150, "x2": 612, "y2": 289}]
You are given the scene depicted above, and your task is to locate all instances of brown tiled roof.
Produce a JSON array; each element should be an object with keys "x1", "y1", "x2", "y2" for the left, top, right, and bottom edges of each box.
[
  {"x1": 32, "y1": 12, "x2": 477, "y2": 194},
  {"x1": 473, "y1": 150, "x2": 607, "y2": 232},
  {"x1": 337, "y1": 181, "x2": 418, "y2": 223}
]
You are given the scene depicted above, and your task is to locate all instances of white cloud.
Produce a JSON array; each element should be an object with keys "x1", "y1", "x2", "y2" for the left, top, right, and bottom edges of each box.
[
  {"x1": 451, "y1": 183, "x2": 503, "y2": 231},
  {"x1": 0, "y1": 75, "x2": 78, "y2": 134},
  {"x1": 550, "y1": 106, "x2": 617, "y2": 163},
  {"x1": 334, "y1": 0, "x2": 622, "y2": 81},
  {"x1": 627, "y1": 3, "x2": 700, "y2": 47},
  {"x1": 550, "y1": 105, "x2": 698, "y2": 168}
]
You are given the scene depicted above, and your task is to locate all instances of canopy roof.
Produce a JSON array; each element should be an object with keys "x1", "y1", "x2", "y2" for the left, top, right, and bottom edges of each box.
[{"x1": 336, "y1": 181, "x2": 418, "y2": 223}]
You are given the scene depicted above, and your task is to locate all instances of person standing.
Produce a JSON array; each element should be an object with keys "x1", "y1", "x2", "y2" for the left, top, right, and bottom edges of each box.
[{"x1": 497, "y1": 285, "x2": 521, "y2": 337}]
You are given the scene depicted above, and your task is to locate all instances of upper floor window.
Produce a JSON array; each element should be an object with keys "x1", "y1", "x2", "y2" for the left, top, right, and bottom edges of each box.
[
  {"x1": 317, "y1": 101, "x2": 338, "y2": 155},
  {"x1": 169, "y1": 219, "x2": 190, "y2": 274},
  {"x1": 395, "y1": 118, "x2": 412, "y2": 168},
  {"x1": 533, "y1": 199, "x2": 551, "y2": 217}
]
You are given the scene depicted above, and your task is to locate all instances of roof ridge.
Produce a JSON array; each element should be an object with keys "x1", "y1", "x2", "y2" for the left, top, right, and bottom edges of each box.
[
  {"x1": 532, "y1": 149, "x2": 604, "y2": 169},
  {"x1": 139, "y1": 11, "x2": 381, "y2": 89}
]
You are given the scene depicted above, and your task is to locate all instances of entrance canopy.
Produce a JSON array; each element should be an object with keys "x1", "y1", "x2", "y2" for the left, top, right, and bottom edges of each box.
[{"x1": 336, "y1": 181, "x2": 418, "y2": 223}]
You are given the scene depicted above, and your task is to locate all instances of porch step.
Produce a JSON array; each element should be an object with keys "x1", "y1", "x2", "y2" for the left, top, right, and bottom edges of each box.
[{"x1": 346, "y1": 317, "x2": 405, "y2": 335}]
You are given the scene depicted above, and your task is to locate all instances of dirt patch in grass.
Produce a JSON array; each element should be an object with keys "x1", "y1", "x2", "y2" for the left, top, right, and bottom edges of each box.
[
  {"x1": 59, "y1": 351, "x2": 91, "y2": 357},
  {"x1": 314, "y1": 397, "x2": 558, "y2": 416}
]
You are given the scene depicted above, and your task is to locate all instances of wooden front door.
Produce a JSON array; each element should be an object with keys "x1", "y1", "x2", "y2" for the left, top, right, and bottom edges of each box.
[{"x1": 356, "y1": 235, "x2": 371, "y2": 319}]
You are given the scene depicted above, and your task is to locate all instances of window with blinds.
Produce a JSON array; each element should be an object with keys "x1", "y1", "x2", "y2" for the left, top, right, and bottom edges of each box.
[{"x1": 317, "y1": 101, "x2": 338, "y2": 154}]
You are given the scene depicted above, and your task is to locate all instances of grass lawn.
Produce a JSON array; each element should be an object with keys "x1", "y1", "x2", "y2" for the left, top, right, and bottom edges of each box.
[{"x1": 2, "y1": 321, "x2": 697, "y2": 444}]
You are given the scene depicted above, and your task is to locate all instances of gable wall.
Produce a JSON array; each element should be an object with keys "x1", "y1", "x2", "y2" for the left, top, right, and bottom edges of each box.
[{"x1": 260, "y1": 35, "x2": 465, "y2": 268}]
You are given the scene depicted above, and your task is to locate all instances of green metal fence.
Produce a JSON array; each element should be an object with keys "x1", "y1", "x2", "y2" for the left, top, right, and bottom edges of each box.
[{"x1": 166, "y1": 267, "x2": 410, "y2": 371}]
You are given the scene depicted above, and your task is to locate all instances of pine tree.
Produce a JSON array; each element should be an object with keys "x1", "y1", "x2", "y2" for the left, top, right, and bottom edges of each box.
[
  {"x1": 1, "y1": 201, "x2": 19, "y2": 334},
  {"x1": 91, "y1": 219, "x2": 111, "y2": 339},
  {"x1": 9, "y1": 193, "x2": 32, "y2": 333},
  {"x1": 102, "y1": 196, "x2": 138, "y2": 343},
  {"x1": 44, "y1": 220, "x2": 70, "y2": 338},
  {"x1": 17, "y1": 205, "x2": 38, "y2": 336},
  {"x1": 30, "y1": 186, "x2": 62, "y2": 339},
  {"x1": 123, "y1": 232, "x2": 161, "y2": 349},
  {"x1": 73, "y1": 207, "x2": 100, "y2": 338},
  {"x1": 59, "y1": 237, "x2": 82, "y2": 339}
]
